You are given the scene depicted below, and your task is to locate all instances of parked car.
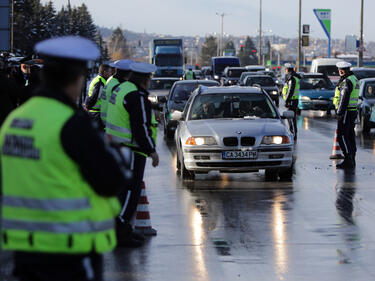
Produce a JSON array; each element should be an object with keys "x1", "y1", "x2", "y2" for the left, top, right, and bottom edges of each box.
[
  {"x1": 244, "y1": 75, "x2": 280, "y2": 107},
  {"x1": 173, "y1": 86, "x2": 295, "y2": 180},
  {"x1": 358, "y1": 78, "x2": 375, "y2": 133},
  {"x1": 297, "y1": 73, "x2": 335, "y2": 115},
  {"x1": 351, "y1": 67, "x2": 375, "y2": 81},
  {"x1": 162, "y1": 80, "x2": 220, "y2": 139},
  {"x1": 220, "y1": 67, "x2": 247, "y2": 86}
]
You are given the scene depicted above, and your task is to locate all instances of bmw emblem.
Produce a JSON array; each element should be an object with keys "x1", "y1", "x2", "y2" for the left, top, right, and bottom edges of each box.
[{"x1": 236, "y1": 131, "x2": 242, "y2": 135}]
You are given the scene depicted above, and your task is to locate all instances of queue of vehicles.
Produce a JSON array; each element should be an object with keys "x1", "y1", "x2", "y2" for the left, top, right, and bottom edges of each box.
[{"x1": 147, "y1": 51, "x2": 375, "y2": 181}]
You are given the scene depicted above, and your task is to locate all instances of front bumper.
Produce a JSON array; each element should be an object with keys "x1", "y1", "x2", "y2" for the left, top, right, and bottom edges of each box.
[
  {"x1": 299, "y1": 99, "x2": 334, "y2": 111},
  {"x1": 182, "y1": 146, "x2": 293, "y2": 172}
]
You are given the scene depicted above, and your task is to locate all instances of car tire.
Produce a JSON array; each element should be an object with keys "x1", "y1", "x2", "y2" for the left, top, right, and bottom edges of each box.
[
  {"x1": 279, "y1": 164, "x2": 294, "y2": 181},
  {"x1": 265, "y1": 169, "x2": 278, "y2": 181},
  {"x1": 360, "y1": 113, "x2": 371, "y2": 134},
  {"x1": 180, "y1": 154, "x2": 195, "y2": 180}
]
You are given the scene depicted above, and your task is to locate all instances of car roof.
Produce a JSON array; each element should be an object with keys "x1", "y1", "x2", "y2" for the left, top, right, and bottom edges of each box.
[
  {"x1": 173, "y1": 80, "x2": 220, "y2": 85},
  {"x1": 152, "y1": 77, "x2": 180, "y2": 81},
  {"x1": 245, "y1": 75, "x2": 271, "y2": 78},
  {"x1": 359, "y1": 78, "x2": 375, "y2": 83},
  {"x1": 199, "y1": 86, "x2": 262, "y2": 95},
  {"x1": 300, "y1": 73, "x2": 326, "y2": 77},
  {"x1": 225, "y1": 67, "x2": 247, "y2": 70},
  {"x1": 351, "y1": 67, "x2": 375, "y2": 71}
]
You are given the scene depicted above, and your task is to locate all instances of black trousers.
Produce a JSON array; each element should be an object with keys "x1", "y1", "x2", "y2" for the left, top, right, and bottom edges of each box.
[
  {"x1": 14, "y1": 252, "x2": 103, "y2": 281},
  {"x1": 118, "y1": 152, "x2": 147, "y2": 223},
  {"x1": 286, "y1": 99, "x2": 298, "y2": 136},
  {"x1": 337, "y1": 110, "x2": 357, "y2": 158}
]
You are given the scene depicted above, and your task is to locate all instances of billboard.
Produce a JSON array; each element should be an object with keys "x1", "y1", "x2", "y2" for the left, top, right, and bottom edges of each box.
[
  {"x1": 0, "y1": 0, "x2": 10, "y2": 51},
  {"x1": 313, "y1": 9, "x2": 331, "y2": 58}
]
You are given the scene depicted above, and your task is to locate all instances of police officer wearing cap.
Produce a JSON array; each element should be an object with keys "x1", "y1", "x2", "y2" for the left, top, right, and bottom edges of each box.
[
  {"x1": 184, "y1": 67, "x2": 196, "y2": 80},
  {"x1": 100, "y1": 59, "x2": 133, "y2": 125},
  {"x1": 0, "y1": 36, "x2": 133, "y2": 281},
  {"x1": 282, "y1": 63, "x2": 301, "y2": 139},
  {"x1": 334, "y1": 61, "x2": 359, "y2": 169},
  {"x1": 85, "y1": 63, "x2": 112, "y2": 127},
  {"x1": 106, "y1": 62, "x2": 159, "y2": 247}
]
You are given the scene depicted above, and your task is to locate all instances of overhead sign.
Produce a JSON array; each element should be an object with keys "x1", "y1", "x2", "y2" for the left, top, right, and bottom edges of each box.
[
  {"x1": 313, "y1": 8, "x2": 331, "y2": 58},
  {"x1": 303, "y1": 25, "x2": 310, "y2": 34},
  {"x1": 313, "y1": 9, "x2": 331, "y2": 38},
  {"x1": 0, "y1": 0, "x2": 10, "y2": 51}
]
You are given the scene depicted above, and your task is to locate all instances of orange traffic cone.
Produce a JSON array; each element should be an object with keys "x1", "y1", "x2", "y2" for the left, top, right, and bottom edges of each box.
[
  {"x1": 134, "y1": 181, "x2": 157, "y2": 236},
  {"x1": 330, "y1": 129, "x2": 345, "y2": 160}
]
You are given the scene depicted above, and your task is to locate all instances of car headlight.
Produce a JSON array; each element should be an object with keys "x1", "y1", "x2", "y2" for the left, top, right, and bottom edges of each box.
[
  {"x1": 185, "y1": 136, "x2": 217, "y2": 146},
  {"x1": 261, "y1": 136, "x2": 290, "y2": 145},
  {"x1": 301, "y1": 96, "x2": 311, "y2": 101},
  {"x1": 148, "y1": 95, "x2": 158, "y2": 103},
  {"x1": 271, "y1": 90, "x2": 278, "y2": 95},
  {"x1": 228, "y1": 80, "x2": 232, "y2": 84},
  {"x1": 214, "y1": 75, "x2": 219, "y2": 80}
]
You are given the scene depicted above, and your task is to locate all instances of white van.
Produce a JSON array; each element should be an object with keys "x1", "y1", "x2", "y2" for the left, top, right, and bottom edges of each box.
[{"x1": 310, "y1": 58, "x2": 344, "y2": 83}]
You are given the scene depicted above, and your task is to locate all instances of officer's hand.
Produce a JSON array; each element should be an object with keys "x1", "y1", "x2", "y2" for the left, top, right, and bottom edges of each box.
[{"x1": 150, "y1": 152, "x2": 159, "y2": 167}]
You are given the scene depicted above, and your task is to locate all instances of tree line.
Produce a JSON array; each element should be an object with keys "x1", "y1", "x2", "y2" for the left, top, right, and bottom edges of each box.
[{"x1": 13, "y1": 0, "x2": 132, "y2": 62}]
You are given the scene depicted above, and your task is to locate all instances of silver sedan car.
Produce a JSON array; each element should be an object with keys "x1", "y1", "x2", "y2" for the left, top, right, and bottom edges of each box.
[{"x1": 173, "y1": 86, "x2": 295, "y2": 181}]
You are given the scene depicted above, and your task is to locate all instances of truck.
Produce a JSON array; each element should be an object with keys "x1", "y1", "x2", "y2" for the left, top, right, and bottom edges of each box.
[
  {"x1": 150, "y1": 39, "x2": 184, "y2": 78},
  {"x1": 210, "y1": 56, "x2": 241, "y2": 82}
]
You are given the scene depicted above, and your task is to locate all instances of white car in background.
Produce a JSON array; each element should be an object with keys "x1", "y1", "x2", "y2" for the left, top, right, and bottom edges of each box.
[{"x1": 173, "y1": 86, "x2": 295, "y2": 181}]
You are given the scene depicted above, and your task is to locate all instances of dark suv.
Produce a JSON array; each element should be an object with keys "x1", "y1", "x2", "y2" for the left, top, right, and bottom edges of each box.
[
  {"x1": 244, "y1": 75, "x2": 280, "y2": 107},
  {"x1": 221, "y1": 67, "x2": 247, "y2": 86}
]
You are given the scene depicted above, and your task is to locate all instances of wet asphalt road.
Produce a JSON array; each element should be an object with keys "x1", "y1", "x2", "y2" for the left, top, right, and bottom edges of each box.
[{"x1": 2, "y1": 103, "x2": 375, "y2": 281}]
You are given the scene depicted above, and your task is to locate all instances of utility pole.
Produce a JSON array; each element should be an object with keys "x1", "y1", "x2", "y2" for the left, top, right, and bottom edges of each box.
[
  {"x1": 258, "y1": 0, "x2": 262, "y2": 65},
  {"x1": 358, "y1": 0, "x2": 364, "y2": 67},
  {"x1": 297, "y1": 0, "x2": 302, "y2": 71},
  {"x1": 216, "y1": 12, "x2": 228, "y2": 56}
]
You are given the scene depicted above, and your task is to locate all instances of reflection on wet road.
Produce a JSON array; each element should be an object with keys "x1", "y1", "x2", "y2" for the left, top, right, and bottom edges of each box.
[{"x1": 1, "y1": 107, "x2": 375, "y2": 281}]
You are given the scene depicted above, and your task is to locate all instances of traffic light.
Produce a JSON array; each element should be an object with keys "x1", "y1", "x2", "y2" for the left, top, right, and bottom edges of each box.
[
  {"x1": 252, "y1": 49, "x2": 257, "y2": 53},
  {"x1": 240, "y1": 44, "x2": 243, "y2": 51}
]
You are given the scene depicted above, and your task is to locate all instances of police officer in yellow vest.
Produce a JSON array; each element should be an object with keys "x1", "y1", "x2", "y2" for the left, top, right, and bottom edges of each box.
[
  {"x1": 105, "y1": 62, "x2": 159, "y2": 247},
  {"x1": 100, "y1": 59, "x2": 133, "y2": 125},
  {"x1": 335, "y1": 61, "x2": 359, "y2": 169},
  {"x1": 0, "y1": 36, "x2": 133, "y2": 281},
  {"x1": 184, "y1": 67, "x2": 196, "y2": 80},
  {"x1": 85, "y1": 63, "x2": 112, "y2": 127},
  {"x1": 282, "y1": 63, "x2": 301, "y2": 140}
]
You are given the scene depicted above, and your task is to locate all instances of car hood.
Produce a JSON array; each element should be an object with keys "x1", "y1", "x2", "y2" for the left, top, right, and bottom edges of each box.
[
  {"x1": 299, "y1": 89, "x2": 334, "y2": 99},
  {"x1": 186, "y1": 118, "x2": 287, "y2": 138}
]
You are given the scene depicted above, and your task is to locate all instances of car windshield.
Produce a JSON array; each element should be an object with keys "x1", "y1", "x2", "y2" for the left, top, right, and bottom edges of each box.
[
  {"x1": 189, "y1": 93, "x2": 278, "y2": 120},
  {"x1": 214, "y1": 60, "x2": 240, "y2": 74},
  {"x1": 149, "y1": 79, "x2": 176, "y2": 90},
  {"x1": 155, "y1": 54, "x2": 183, "y2": 66},
  {"x1": 246, "y1": 77, "x2": 275, "y2": 86},
  {"x1": 353, "y1": 70, "x2": 375, "y2": 80},
  {"x1": 300, "y1": 77, "x2": 334, "y2": 90},
  {"x1": 364, "y1": 82, "x2": 375, "y2": 99},
  {"x1": 228, "y1": 69, "x2": 246, "y2": 78},
  {"x1": 171, "y1": 83, "x2": 216, "y2": 102},
  {"x1": 317, "y1": 65, "x2": 340, "y2": 76}
]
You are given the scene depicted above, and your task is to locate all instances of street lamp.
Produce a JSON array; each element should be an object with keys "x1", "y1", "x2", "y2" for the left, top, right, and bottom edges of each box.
[
  {"x1": 216, "y1": 12, "x2": 229, "y2": 56},
  {"x1": 358, "y1": 0, "x2": 364, "y2": 67},
  {"x1": 297, "y1": 0, "x2": 302, "y2": 71}
]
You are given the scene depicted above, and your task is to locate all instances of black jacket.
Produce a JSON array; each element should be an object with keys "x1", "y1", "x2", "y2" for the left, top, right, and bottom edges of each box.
[
  {"x1": 123, "y1": 84, "x2": 156, "y2": 156},
  {"x1": 285, "y1": 72, "x2": 302, "y2": 102},
  {"x1": 337, "y1": 73, "x2": 354, "y2": 116},
  {"x1": 85, "y1": 75, "x2": 105, "y2": 110},
  {"x1": 36, "y1": 87, "x2": 131, "y2": 197}
]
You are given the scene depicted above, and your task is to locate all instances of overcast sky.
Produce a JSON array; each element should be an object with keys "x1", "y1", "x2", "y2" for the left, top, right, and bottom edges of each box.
[{"x1": 43, "y1": 0, "x2": 375, "y2": 41}]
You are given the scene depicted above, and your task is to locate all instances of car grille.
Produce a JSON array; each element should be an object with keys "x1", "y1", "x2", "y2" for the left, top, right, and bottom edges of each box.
[
  {"x1": 223, "y1": 137, "x2": 238, "y2": 146},
  {"x1": 161, "y1": 69, "x2": 178, "y2": 77},
  {"x1": 223, "y1": 137, "x2": 255, "y2": 147},
  {"x1": 196, "y1": 161, "x2": 282, "y2": 167}
]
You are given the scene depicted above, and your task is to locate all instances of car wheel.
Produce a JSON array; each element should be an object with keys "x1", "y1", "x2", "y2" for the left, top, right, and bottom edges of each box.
[
  {"x1": 180, "y1": 154, "x2": 195, "y2": 180},
  {"x1": 265, "y1": 169, "x2": 278, "y2": 181},
  {"x1": 361, "y1": 113, "x2": 371, "y2": 133},
  {"x1": 279, "y1": 164, "x2": 294, "y2": 181}
]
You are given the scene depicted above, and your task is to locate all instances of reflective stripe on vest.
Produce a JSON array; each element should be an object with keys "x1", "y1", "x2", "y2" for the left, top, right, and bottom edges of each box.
[
  {"x1": 2, "y1": 218, "x2": 114, "y2": 233},
  {"x1": 88, "y1": 75, "x2": 106, "y2": 112},
  {"x1": 2, "y1": 196, "x2": 91, "y2": 211},
  {"x1": 100, "y1": 76, "x2": 120, "y2": 123},
  {"x1": 0, "y1": 97, "x2": 120, "y2": 254},
  {"x1": 282, "y1": 76, "x2": 300, "y2": 101}
]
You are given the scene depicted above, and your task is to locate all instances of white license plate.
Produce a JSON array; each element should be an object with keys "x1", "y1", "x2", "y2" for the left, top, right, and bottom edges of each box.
[{"x1": 222, "y1": 150, "x2": 257, "y2": 159}]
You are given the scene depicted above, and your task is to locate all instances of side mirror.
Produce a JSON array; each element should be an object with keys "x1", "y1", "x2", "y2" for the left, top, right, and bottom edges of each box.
[
  {"x1": 282, "y1": 110, "x2": 295, "y2": 119},
  {"x1": 171, "y1": 110, "x2": 183, "y2": 121},
  {"x1": 159, "y1": 96, "x2": 167, "y2": 103}
]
